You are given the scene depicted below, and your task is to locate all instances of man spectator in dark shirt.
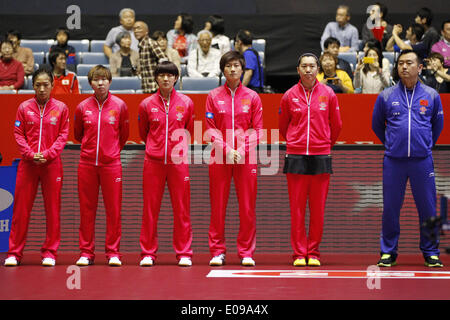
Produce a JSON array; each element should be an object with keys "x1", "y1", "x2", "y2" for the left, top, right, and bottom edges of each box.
[
  {"x1": 133, "y1": 21, "x2": 167, "y2": 93},
  {"x1": 386, "y1": 23, "x2": 428, "y2": 61},
  {"x1": 415, "y1": 7, "x2": 440, "y2": 53},
  {"x1": 323, "y1": 37, "x2": 354, "y2": 80},
  {"x1": 235, "y1": 29, "x2": 264, "y2": 92}
]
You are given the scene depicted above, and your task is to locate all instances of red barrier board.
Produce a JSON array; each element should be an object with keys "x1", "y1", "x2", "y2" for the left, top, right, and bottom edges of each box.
[{"x1": 1, "y1": 93, "x2": 449, "y2": 165}]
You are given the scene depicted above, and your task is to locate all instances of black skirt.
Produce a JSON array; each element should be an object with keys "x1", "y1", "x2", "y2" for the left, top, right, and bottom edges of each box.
[{"x1": 283, "y1": 154, "x2": 333, "y2": 175}]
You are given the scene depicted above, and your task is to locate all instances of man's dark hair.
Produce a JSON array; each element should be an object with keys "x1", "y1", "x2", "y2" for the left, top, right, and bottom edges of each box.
[
  {"x1": 207, "y1": 15, "x2": 225, "y2": 36},
  {"x1": 48, "y1": 48, "x2": 66, "y2": 68},
  {"x1": 151, "y1": 30, "x2": 166, "y2": 41},
  {"x1": 441, "y1": 19, "x2": 450, "y2": 31},
  {"x1": 236, "y1": 29, "x2": 253, "y2": 46},
  {"x1": 32, "y1": 65, "x2": 54, "y2": 85},
  {"x1": 5, "y1": 30, "x2": 21, "y2": 40},
  {"x1": 393, "y1": 49, "x2": 422, "y2": 82},
  {"x1": 324, "y1": 37, "x2": 341, "y2": 49},
  {"x1": 55, "y1": 27, "x2": 70, "y2": 42},
  {"x1": 179, "y1": 13, "x2": 194, "y2": 34},
  {"x1": 219, "y1": 50, "x2": 246, "y2": 72},
  {"x1": 416, "y1": 7, "x2": 433, "y2": 26},
  {"x1": 297, "y1": 53, "x2": 319, "y2": 67},
  {"x1": 154, "y1": 61, "x2": 179, "y2": 78},
  {"x1": 409, "y1": 23, "x2": 425, "y2": 41}
]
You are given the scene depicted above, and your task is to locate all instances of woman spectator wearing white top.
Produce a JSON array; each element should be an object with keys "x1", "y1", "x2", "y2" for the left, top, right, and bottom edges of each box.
[
  {"x1": 203, "y1": 15, "x2": 231, "y2": 56},
  {"x1": 354, "y1": 46, "x2": 391, "y2": 93}
]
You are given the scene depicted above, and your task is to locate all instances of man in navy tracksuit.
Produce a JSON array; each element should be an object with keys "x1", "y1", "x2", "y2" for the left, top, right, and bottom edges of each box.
[{"x1": 372, "y1": 50, "x2": 444, "y2": 268}]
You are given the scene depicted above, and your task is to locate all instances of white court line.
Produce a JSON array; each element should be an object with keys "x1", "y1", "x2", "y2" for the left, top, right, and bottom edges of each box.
[{"x1": 206, "y1": 269, "x2": 450, "y2": 279}]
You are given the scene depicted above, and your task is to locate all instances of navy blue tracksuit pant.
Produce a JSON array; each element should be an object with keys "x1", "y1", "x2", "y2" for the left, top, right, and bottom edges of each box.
[{"x1": 381, "y1": 155, "x2": 440, "y2": 258}]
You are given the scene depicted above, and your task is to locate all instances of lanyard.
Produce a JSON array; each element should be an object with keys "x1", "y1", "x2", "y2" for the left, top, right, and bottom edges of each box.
[{"x1": 404, "y1": 84, "x2": 416, "y2": 111}]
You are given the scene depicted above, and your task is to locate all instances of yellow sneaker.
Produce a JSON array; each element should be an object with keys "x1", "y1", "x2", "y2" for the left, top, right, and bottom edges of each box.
[
  {"x1": 293, "y1": 258, "x2": 306, "y2": 267},
  {"x1": 307, "y1": 258, "x2": 321, "y2": 266}
]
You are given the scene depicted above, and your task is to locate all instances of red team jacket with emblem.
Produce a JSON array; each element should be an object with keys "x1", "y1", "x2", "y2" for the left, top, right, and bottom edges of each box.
[
  {"x1": 279, "y1": 80, "x2": 342, "y2": 155},
  {"x1": 52, "y1": 71, "x2": 80, "y2": 95},
  {"x1": 14, "y1": 97, "x2": 69, "y2": 161},
  {"x1": 205, "y1": 83, "x2": 263, "y2": 161},
  {"x1": 138, "y1": 89, "x2": 194, "y2": 164},
  {"x1": 74, "y1": 93, "x2": 129, "y2": 166}
]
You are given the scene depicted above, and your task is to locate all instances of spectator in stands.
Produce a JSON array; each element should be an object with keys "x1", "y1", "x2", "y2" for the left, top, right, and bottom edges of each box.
[
  {"x1": 187, "y1": 30, "x2": 221, "y2": 78},
  {"x1": 317, "y1": 52, "x2": 354, "y2": 93},
  {"x1": 0, "y1": 40, "x2": 25, "y2": 90},
  {"x1": 386, "y1": 23, "x2": 428, "y2": 61},
  {"x1": 323, "y1": 37, "x2": 354, "y2": 80},
  {"x1": 354, "y1": 46, "x2": 391, "y2": 93},
  {"x1": 320, "y1": 5, "x2": 359, "y2": 52},
  {"x1": 235, "y1": 29, "x2": 264, "y2": 92},
  {"x1": 5, "y1": 30, "x2": 34, "y2": 76},
  {"x1": 422, "y1": 52, "x2": 450, "y2": 93},
  {"x1": 361, "y1": 2, "x2": 392, "y2": 50},
  {"x1": 362, "y1": 39, "x2": 392, "y2": 76},
  {"x1": 133, "y1": 21, "x2": 167, "y2": 93},
  {"x1": 431, "y1": 20, "x2": 450, "y2": 68},
  {"x1": 103, "y1": 8, "x2": 139, "y2": 59},
  {"x1": 109, "y1": 32, "x2": 139, "y2": 77},
  {"x1": 414, "y1": 7, "x2": 440, "y2": 53},
  {"x1": 167, "y1": 13, "x2": 197, "y2": 64},
  {"x1": 49, "y1": 27, "x2": 76, "y2": 73},
  {"x1": 48, "y1": 48, "x2": 79, "y2": 94},
  {"x1": 202, "y1": 15, "x2": 231, "y2": 56},
  {"x1": 151, "y1": 31, "x2": 181, "y2": 74}
]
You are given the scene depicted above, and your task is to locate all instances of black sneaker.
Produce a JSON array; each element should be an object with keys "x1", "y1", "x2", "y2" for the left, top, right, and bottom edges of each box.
[
  {"x1": 377, "y1": 254, "x2": 396, "y2": 267},
  {"x1": 424, "y1": 255, "x2": 443, "y2": 268}
]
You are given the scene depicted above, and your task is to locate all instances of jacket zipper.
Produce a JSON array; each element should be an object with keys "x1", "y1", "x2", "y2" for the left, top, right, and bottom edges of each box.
[
  {"x1": 160, "y1": 95, "x2": 170, "y2": 164},
  {"x1": 95, "y1": 99, "x2": 106, "y2": 166},
  {"x1": 37, "y1": 100, "x2": 48, "y2": 154},
  {"x1": 404, "y1": 85, "x2": 416, "y2": 158},
  {"x1": 301, "y1": 85, "x2": 316, "y2": 155}
]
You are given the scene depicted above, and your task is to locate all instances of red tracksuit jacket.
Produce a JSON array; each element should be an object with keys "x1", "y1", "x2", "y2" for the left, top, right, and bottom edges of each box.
[
  {"x1": 279, "y1": 80, "x2": 342, "y2": 155},
  {"x1": 138, "y1": 89, "x2": 194, "y2": 164},
  {"x1": 14, "y1": 97, "x2": 69, "y2": 161},
  {"x1": 205, "y1": 83, "x2": 263, "y2": 161},
  {"x1": 74, "y1": 93, "x2": 129, "y2": 166}
]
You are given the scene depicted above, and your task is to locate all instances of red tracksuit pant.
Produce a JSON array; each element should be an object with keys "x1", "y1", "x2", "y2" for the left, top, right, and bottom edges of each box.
[
  {"x1": 8, "y1": 159, "x2": 63, "y2": 261},
  {"x1": 286, "y1": 173, "x2": 330, "y2": 260},
  {"x1": 208, "y1": 162, "x2": 257, "y2": 259},
  {"x1": 78, "y1": 163, "x2": 122, "y2": 260},
  {"x1": 139, "y1": 160, "x2": 193, "y2": 260}
]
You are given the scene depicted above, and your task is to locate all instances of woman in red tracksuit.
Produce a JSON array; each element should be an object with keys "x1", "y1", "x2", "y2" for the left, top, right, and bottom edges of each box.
[
  {"x1": 138, "y1": 61, "x2": 195, "y2": 267},
  {"x1": 74, "y1": 65, "x2": 129, "y2": 267},
  {"x1": 206, "y1": 51, "x2": 263, "y2": 267},
  {"x1": 4, "y1": 66, "x2": 69, "y2": 267},
  {"x1": 279, "y1": 53, "x2": 342, "y2": 267}
]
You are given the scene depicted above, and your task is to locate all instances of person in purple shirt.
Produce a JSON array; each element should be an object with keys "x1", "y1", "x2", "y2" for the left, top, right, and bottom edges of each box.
[
  {"x1": 320, "y1": 5, "x2": 359, "y2": 52},
  {"x1": 431, "y1": 20, "x2": 450, "y2": 68}
]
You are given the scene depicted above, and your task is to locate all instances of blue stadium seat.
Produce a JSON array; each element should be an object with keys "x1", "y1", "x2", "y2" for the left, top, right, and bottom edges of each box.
[
  {"x1": 18, "y1": 89, "x2": 35, "y2": 94},
  {"x1": 383, "y1": 52, "x2": 396, "y2": 66},
  {"x1": 77, "y1": 76, "x2": 90, "y2": 91},
  {"x1": 90, "y1": 40, "x2": 105, "y2": 52},
  {"x1": 20, "y1": 39, "x2": 53, "y2": 52},
  {"x1": 110, "y1": 77, "x2": 141, "y2": 90},
  {"x1": 81, "y1": 52, "x2": 109, "y2": 65},
  {"x1": 0, "y1": 90, "x2": 17, "y2": 94},
  {"x1": 110, "y1": 90, "x2": 136, "y2": 94},
  {"x1": 338, "y1": 52, "x2": 358, "y2": 71},
  {"x1": 67, "y1": 40, "x2": 90, "y2": 52},
  {"x1": 176, "y1": 77, "x2": 220, "y2": 93},
  {"x1": 252, "y1": 39, "x2": 266, "y2": 52},
  {"x1": 24, "y1": 76, "x2": 33, "y2": 89},
  {"x1": 77, "y1": 64, "x2": 110, "y2": 76},
  {"x1": 33, "y1": 52, "x2": 45, "y2": 65},
  {"x1": 181, "y1": 64, "x2": 188, "y2": 77}
]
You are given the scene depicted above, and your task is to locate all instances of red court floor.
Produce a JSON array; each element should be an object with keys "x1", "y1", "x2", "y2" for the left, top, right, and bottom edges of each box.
[{"x1": 1, "y1": 252, "x2": 449, "y2": 300}]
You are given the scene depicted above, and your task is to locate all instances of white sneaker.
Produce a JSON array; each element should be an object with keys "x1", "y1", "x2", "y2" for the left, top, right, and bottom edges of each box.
[
  {"x1": 42, "y1": 257, "x2": 56, "y2": 266},
  {"x1": 209, "y1": 254, "x2": 225, "y2": 266},
  {"x1": 4, "y1": 256, "x2": 18, "y2": 267},
  {"x1": 178, "y1": 257, "x2": 192, "y2": 267},
  {"x1": 241, "y1": 257, "x2": 255, "y2": 266},
  {"x1": 76, "y1": 256, "x2": 92, "y2": 266},
  {"x1": 108, "y1": 256, "x2": 122, "y2": 266},
  {"x1": 140, "y1": 256, "x2": 154, "y2": 267}
]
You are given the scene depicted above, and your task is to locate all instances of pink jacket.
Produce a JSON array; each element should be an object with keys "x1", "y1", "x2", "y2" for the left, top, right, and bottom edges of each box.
[
  {"x1": 205, "y1": 83, "x2": 263, "y2": 162},
  {"x1": 74, "y1": 93, "x2": 129, "y2": 166},
  {"x1": 14, "y1": 97, "x2": 69, "y2": 162},
  {"x1": 138, "y1": 89, "x2": 194, "y2": 164},
  {"x1": 279, "y1": 80, "x2": 342, "y2": 155}
]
